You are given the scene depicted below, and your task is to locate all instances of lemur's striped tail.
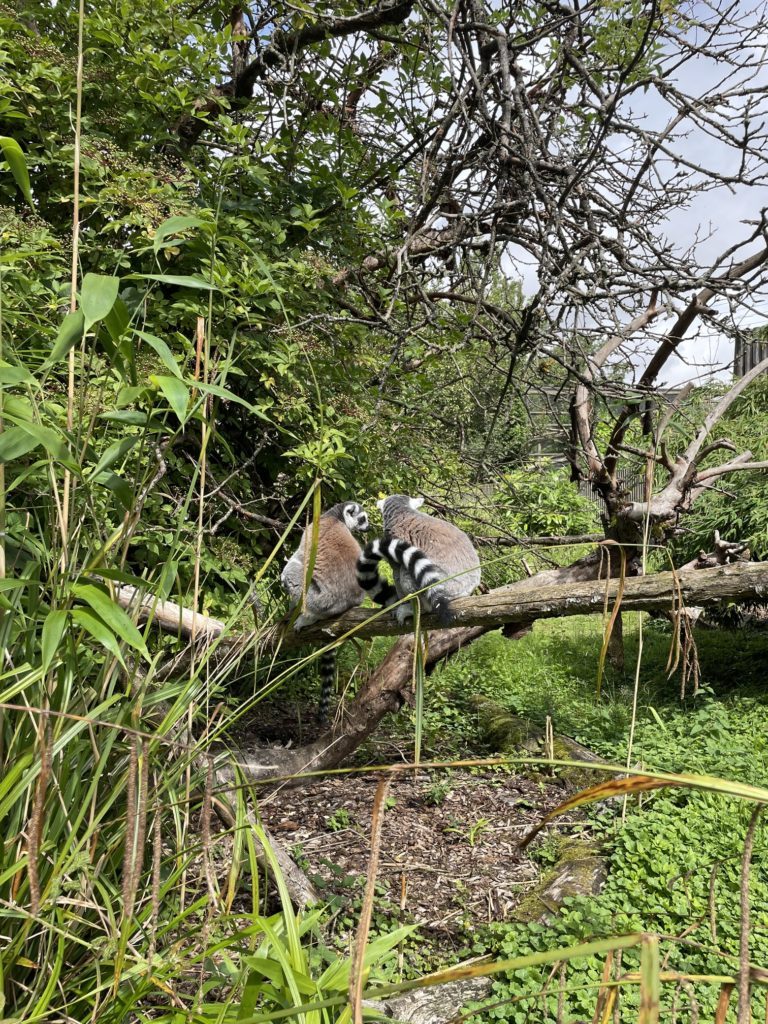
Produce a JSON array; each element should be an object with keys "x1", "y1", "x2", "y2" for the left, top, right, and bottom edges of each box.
[
  {"x1": 318, "y1": 651, "x2": 336, "y2": 724},
  {"x1": 356, "y1": 536, "x2": 454, "y2": 626}
]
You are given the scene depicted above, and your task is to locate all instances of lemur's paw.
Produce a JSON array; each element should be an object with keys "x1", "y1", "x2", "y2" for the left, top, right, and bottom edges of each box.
[{"x1": 393, "y1": 604, "x2": 414, "y2": 625}]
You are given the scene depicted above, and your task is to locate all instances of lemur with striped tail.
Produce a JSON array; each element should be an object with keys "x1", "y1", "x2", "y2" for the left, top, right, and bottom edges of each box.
[
  {"x1": 281, "y1": 501, "x2": 369, "y2": 722},
  {"x1": 356, "y1": 495, "x2": 481, "y2": 626}
]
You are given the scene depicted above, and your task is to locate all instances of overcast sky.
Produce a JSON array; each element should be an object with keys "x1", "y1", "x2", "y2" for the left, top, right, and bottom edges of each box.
[{"x1": 512, "y1": 3, "x2": 768, "y2": 386}]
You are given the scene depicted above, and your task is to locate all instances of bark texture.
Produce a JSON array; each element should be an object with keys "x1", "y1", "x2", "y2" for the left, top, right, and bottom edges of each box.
[{"x1": 117, "y1": 561, "x2": 768, "y2": 649}]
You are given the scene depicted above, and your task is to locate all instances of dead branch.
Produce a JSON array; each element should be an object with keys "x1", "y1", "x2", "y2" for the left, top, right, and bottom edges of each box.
[
  {"x1": 684, "y1": 355, "x2": 768, "y2": 465},
  {"x1": 473, "y1": 533, "x2": 604, "y2": 548},
  {"x1": 116, "y1": 561, "x2": 768, "y2": 649},
  {"x1": 603, "y1": 243, "x2": 768, "y2": 477}
]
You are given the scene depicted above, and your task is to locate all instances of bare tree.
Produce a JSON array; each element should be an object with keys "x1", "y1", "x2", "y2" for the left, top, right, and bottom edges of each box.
[{"x1": 154, "y1": 0, "x2": 768, "y2": 763}]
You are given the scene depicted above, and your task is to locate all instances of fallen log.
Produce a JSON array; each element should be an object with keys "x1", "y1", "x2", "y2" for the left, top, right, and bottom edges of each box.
[
  {"x1": 115, "y1": 561, "x2": 768, "y2": 649},
  {"x1": 473, "y1": 532, "x2": 603, "y2": 547},
  {"x1": 116, "y1": 560, "x2": 768, "y2": 785}
]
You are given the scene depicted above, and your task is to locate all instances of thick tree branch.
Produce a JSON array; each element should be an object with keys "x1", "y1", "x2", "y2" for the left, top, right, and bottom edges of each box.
[
  {"x1": 116, "y1": 562, "x2": 768, "y2": 649},
  {"x1": 473, "y1": 533, "x2": 603, "y2": 548},
  {"x1": 210, "y1": 560, "x2": 768, "y2": 785},
  {"x1": 695, "y1": 459, "x2": 768, "y2": 483},
  {"x1": 604, "y1": 242, "x2": 768, "y2": 475},
  {"x1": 176, "y1": 0, "x2": 415, "y2": 150}
]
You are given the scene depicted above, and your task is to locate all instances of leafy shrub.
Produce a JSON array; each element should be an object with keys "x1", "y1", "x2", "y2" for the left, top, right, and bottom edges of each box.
[{"x1": 493, "y1": 461, "x2": 599, "y2": 537}]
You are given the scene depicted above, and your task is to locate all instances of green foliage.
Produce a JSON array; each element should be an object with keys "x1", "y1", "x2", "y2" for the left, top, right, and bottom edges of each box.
[
  {"x1": 671, "y1": 378, "x2": 768, "y2": 561},
  {"x1": 2, "y1": 0, "x2": 768, "y2": 1019},
  {"x1": 421, "y1": 774, "x2": 455, "y2": 807},
  {"x1": 493, "y1": 461, "x2": 598, "y2": 537},
  {"x1": 325, "y1": 807, "x2": 353, "y2": 832},
  {"x1": 420, "y1": 616, "x2": 768, "y2": 1023}
]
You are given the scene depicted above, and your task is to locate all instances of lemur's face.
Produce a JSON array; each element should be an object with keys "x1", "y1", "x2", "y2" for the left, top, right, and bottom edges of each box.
[{"x1": 344, "y1": 503, "x2": 369, "y2": 533}]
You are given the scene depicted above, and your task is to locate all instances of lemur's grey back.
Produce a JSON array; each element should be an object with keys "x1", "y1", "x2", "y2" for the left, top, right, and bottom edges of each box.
[
  {"x1": 356, "y1": 495, "x2": 481, "y2": 625},
  {"x1": 381, "y1": 496, "x2": 481, "y2": 601}
]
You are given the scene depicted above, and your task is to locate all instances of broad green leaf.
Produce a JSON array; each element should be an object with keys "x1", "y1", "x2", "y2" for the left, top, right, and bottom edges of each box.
[
  {"x1": 0, "y1": 426, "x2": 40, "y2": 462},
  {"x1": 88, "y1": 435, "x2": 140, "y2": 477},
  {"x1": 152, "y1": 215, "x2": 206, "y2": 254},
  {"x1": 104, "y1": 296, "x2": 131, "y2": 341},
  {"x1": 0, "y1": 420, "x2": 70, "y2": 465},
  {"x1": 152, "y1": 374, "x2": 190, "y2": 423},
  {"x1": 46, "y1": 309, "x2": 84, "y2": 365},
  {"x1": 135, "y1": 273, "x2": 216, "y2": 291},
  {"x1": 81, "y1": 273, "x2": 119, "y2": 332},
  {"x1": 0, "y1": 579, "x2": 30, "y2": 591},
  {"x1": 41, "y1": 609, "x2": 69, "y2": 672},
  {"x1": 92, "y1": 470, "x2": 133, "y2": 510},
  {"x1": 135, "y1": 330, "x2": 183, "y2": 378},
  {"x1": 0, "y1": 360, "x2": 33, "y2": 386},
  {"x1": 17, "y1": 421, "x2": 68, "y2": 459},
  {"x1": 72, "y1": 583, "x2": 147, "y2": 655},
  {"x1": 192, "y1": 380, "x2": 256, "y2": 411},
  {"x1": 0, "y1": 135, "x2": 33, "y2": 207},
  {"x1": 0, "y1": 753, "x2": 33, "y2": 818},
  {"x1": 156, "y1": 559, "x2": 179, "y2": 599},
  {"x1": 241, "y1": 957, "x2": 284, "y2": 988},
  {"x1": 71, "y1": 608, "x2": 126, "y2": 666},
  {"x1": 319, "y1": 927, "x2": 416, "y2": 991},
  {"x1": 2, "y1": 395, "x2": 33, "y2": 421}
]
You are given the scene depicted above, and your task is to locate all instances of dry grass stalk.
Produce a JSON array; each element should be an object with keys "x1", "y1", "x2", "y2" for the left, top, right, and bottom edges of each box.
[
  {"x1": 121, "y1": 736, "x2": 139, "y2": 919},
  {"x1": 350, "y1": 775, "x2": 392, "y2": 1024}
]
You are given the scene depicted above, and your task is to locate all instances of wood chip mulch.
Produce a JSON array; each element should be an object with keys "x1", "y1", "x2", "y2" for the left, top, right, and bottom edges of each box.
[{"x1": 259, "y1": 766, "x2": 576, "y2": 932}]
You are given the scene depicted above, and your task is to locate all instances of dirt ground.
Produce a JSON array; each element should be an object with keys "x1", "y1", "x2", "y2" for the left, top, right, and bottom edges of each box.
[{"x1": 259, "y1": 765, "x2": 578, "y2": 932}]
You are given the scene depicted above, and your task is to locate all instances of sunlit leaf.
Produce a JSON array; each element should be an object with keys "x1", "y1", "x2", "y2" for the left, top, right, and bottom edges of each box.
[
  {"x1": 192, "y1": 380, "x2": 257, "y2": 412},
  {"x1": 46, "y1": 310, "x2": 84, "y2": 365},
  {"x1": 0, "y1": 135, "x2": 33, "y2": 207},
  {"x1": 41, "y1": 610, "x2": 69, "y2": 672},
  {"x1": 152, "y1": 374, "x2": 190, "y2": 423},
  {"x1": 92, "y1": 470, "x2": 133, "y2": 510},
  {"x1": 152, "y1": 215, "x2": 206, "y2": 254},
  {"x1": 0, "y1": 426, "x2": 40, "y2": 462},
  {"x1": 72, "y1": 608, "x2": 126, "y2": 666},
  {"x1": 0, "y1": 360, "x2": 33, "y2": 386},
  {"x1": 135, "y1": 273, "x2": 216, "y2": 291},
  {"x1": 72, "y1": 583, "x2": 147, "y2": 655},
  {"x1": 104, "y1": 297, "x2": 131, "y2": 341},
  {"x1": 81, "y1": 273, "x2": 120, "y2": 332},
  {"x1": 135, "y1": 330, "x2": 183, "y2": 378},
  {"x1": 88, "y1": 436, "x2": 140, "y2": 478}
]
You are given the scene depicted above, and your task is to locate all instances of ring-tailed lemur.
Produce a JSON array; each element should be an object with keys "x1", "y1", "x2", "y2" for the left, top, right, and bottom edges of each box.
[
  {"x1": 281, "y1": 501, "x2": 369, "y2": 721},
  {"x1": 356, "y1": 495, "x2": 481, "y2": 626}
]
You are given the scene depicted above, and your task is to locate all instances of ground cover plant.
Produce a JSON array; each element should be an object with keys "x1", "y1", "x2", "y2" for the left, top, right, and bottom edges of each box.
[{"x1": 426, "y1": 616, "x2": 768, "y2": 1022}]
